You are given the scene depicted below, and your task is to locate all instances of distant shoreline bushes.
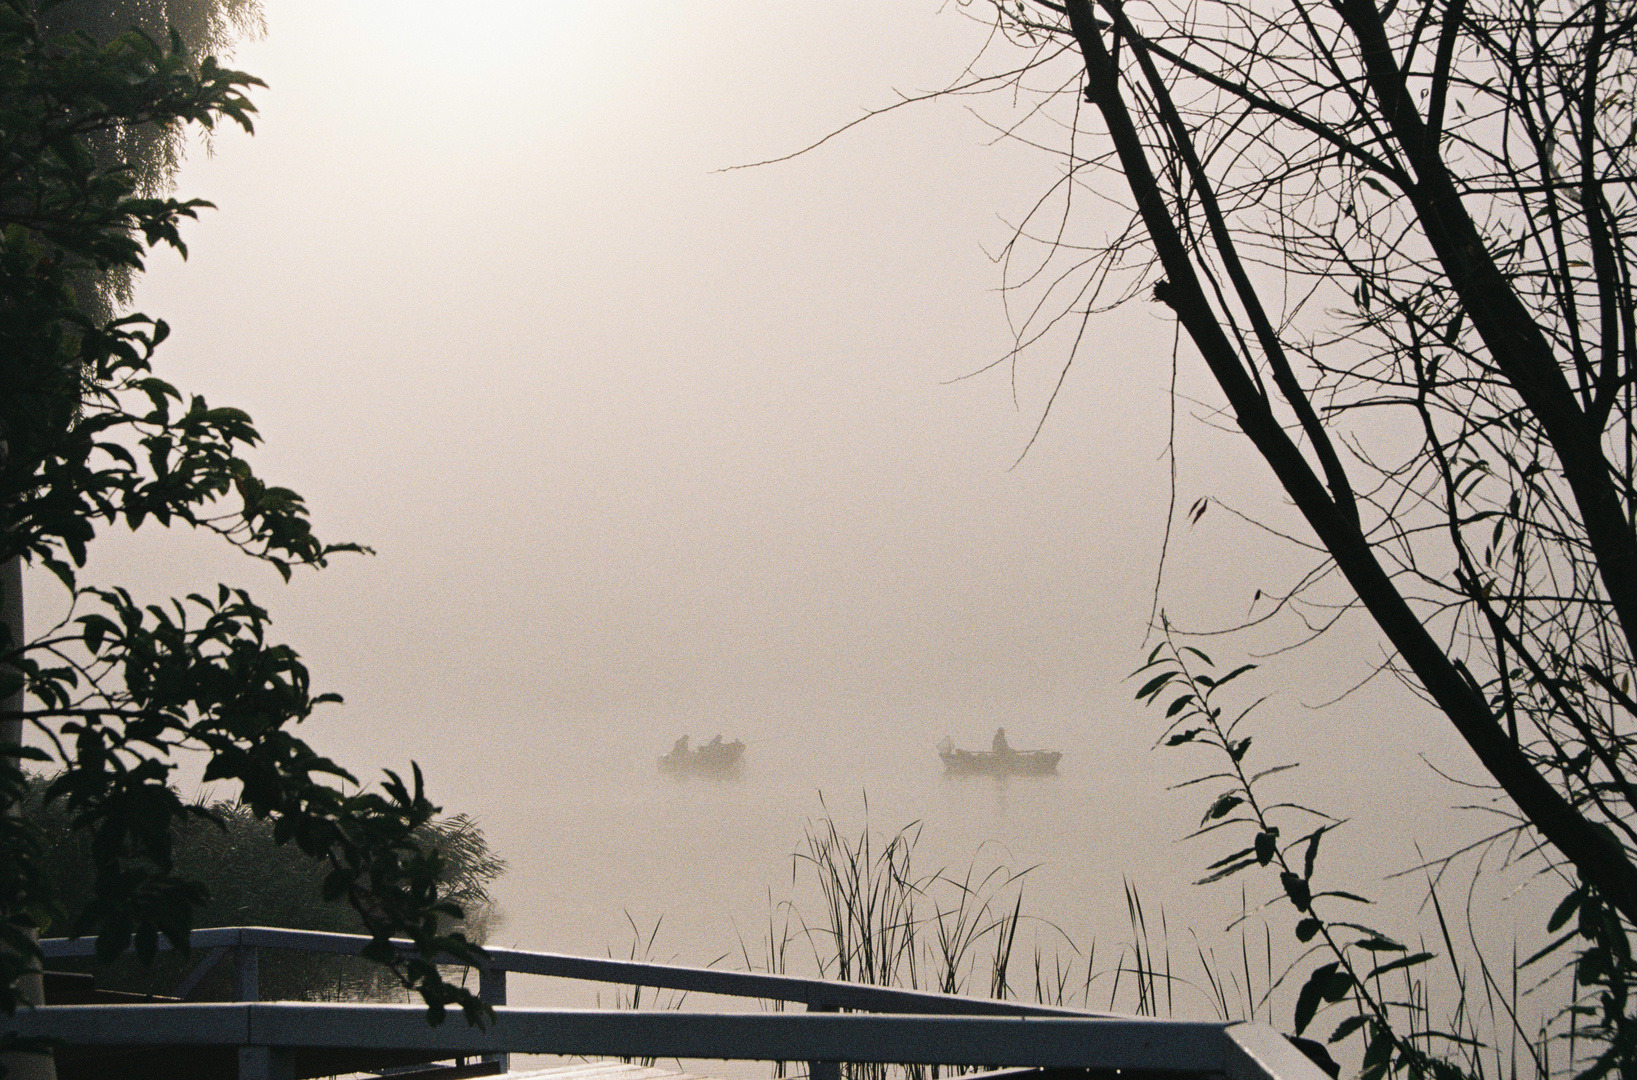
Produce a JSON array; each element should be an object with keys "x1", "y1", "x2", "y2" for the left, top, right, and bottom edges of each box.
[{"x1": 23, "y1": 774, "x2": 504, "y2": 1002}]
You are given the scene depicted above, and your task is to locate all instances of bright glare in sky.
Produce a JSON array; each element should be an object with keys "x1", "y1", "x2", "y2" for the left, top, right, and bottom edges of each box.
[{"x1": 350, "y1": 1, "x2": 605, "y2": 78}]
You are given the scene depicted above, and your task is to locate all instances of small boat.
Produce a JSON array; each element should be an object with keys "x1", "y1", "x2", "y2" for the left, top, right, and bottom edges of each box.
[
  {"x1": 659, "y1": 734, "x2": 745, "y2": 777},
  {"x1": 938, "y1": 732, "x2": 1061, "y2": 776}
]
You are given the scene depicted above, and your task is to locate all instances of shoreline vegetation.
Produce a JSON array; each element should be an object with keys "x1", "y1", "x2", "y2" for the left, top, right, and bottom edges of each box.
[{"x1": 23, "y1": 774, "x2": 505, "y2": 1003}]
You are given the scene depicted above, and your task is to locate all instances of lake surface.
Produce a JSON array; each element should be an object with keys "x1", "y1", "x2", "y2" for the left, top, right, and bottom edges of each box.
[
  {"x1": 451, "y1": 687, "x2": 1507, "y2": 1073},
  {"x1": 480, "y1": 717, "x2": 1200, "y2": 1077}
]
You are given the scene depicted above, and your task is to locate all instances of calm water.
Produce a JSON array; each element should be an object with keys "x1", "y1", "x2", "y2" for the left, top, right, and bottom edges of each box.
[
  {"x1": 250, "y1": 656, "x2": 1537, "y2": 1080},
  {"x1": 479, "y1": 718, "x2": 1190, "y2": 1077},
  {"x1": 462, "y1": 700, "x2": 1368, "y2": 1014},
  {"x1": 474, "y1": 710, "x2": 1190, "y2": 994}
]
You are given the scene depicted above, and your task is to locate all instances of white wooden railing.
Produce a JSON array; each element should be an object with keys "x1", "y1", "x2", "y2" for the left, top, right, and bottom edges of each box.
[{"x1": 11, "y1": 926, "x2": 1330, "y2": 1080}]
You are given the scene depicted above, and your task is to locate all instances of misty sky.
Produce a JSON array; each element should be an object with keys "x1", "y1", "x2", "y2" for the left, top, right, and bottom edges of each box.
[{"x1": 33, "y1": 1, "x2": 1523, "y2": 959}]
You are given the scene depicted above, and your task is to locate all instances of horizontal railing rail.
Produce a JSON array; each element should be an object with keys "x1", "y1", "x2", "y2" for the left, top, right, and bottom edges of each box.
[
  {"x1": 39, "y1": 926, "x2": 1088, "y2": 1016},
  {"x1": 28, "y1": 927, "x2": 1332, "y2": 1080},
  {"x1": 6, "y1": 1002, "x2": 1328, "y2": 1080}
]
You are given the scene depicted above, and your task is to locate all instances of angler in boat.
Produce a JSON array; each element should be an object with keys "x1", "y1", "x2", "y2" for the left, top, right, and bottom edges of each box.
[
  {"x1": 938, "y1": 728, "x2": 1061, "y2": 775},
  {"x1": 659, "y1": 733, "x2": 745, "y2": 776}
]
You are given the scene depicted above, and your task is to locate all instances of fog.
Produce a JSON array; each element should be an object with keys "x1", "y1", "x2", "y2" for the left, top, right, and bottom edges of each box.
[{"x1": 36, "y1": 1, "x2": 1533, "y2": 995}]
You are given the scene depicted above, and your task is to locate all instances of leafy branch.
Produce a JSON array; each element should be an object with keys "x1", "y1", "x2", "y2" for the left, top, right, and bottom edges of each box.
[
  {"x1": 1138, "y1": 627, "x2": 1517, "y2": 1080},
  {"x1": 0, "y1": 0, "x2": 487, "y2": 1028}
]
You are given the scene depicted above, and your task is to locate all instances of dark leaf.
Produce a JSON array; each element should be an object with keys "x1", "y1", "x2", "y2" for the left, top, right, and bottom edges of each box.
[
  {"x1": 1365, "y1": 952, "x2": 1434, "y2": 980},
  {"x1": 1254, "y1": 829, "x2": 1277, "y2": 866},
  {"x1": 1197, "y1": 857, "x2": 1259, "y2": 885},
  {"x1": 1329, "y1": 1015, "x2": 1368, "y2": 1044},
  {"x1": 1353, "y1": 935, "x2": 1407, "y2": 952},
  {"x1": 1313, "y1": 891, "x2": 1373, "y2": 905},
  {"x1": 1547, "y1": 887, "x2": 1582, "y2": 933},
  {"x1": 1294, "y1": 962, "x2": 1346, "y2": 1034},
  {"x1": 1136, "y1": 671, "x2": 1178, "y2": 701},
  {"x1": 1282, "y1": 872, "x2": 1312, "y2": 912},
  {"x1": 1203, "y1": 792, "x2": 1244, "y2": 823}
]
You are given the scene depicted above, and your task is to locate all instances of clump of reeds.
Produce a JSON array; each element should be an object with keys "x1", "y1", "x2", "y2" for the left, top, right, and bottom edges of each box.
[
  {"x1": 786, "y1": 808, "x2": 1039, "y2": 1006},
  {"x1": 796, "y1": 812, "x2": 922, "y2": 991},
  {"x1": 739, "y1": 806, "x2": 1050, "y2": 1080}
]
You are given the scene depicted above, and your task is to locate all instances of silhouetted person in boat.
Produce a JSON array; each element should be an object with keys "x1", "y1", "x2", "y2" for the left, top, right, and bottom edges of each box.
[
  {"x1": 671, "y1": 735, "x2": 690, "y2": 758},
  {"x1": 992, "y1": 727, "x2": 1012, "y2": 755},
  {"x1": 707, "y1": 734, "x2": 723, "y2": 748}
]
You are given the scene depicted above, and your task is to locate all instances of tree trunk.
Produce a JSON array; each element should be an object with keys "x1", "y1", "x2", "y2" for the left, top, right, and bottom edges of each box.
[{"x1": 1, "y1": 556, "x2": 55, "y2": 1080}]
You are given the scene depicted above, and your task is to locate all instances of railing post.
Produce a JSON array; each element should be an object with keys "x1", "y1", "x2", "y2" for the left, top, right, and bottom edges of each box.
[
  {"x1": 233, "y1": 945, "x2": 259, "y2": 1002},
  {"x1": 480, "y1": 965, "x2": 509, "y2": 1073},
  {"x1": 237, "y1": 1046, "x2": 293, "y2": 1080},
  {"x1": 807, "y1": 1001, "x2": 841, "y2": 1080}
]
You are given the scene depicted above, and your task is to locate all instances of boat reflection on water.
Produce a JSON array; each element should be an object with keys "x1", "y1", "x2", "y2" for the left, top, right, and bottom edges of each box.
[
  {"x1": 937, "y1": 728, "x2": 1061, "y2": 776},
  {"x1": 658, "y1": 734, "x2": 745, "y2": 778}
]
